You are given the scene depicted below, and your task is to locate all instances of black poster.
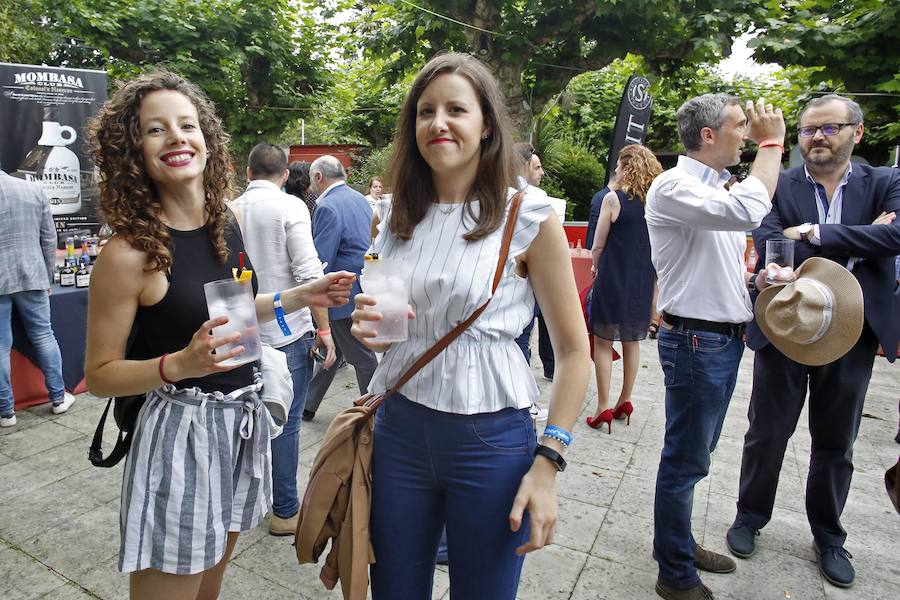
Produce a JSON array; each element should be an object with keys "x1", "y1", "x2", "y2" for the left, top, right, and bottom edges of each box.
[
  {"x1": 604, "y1": 75, "x2": 653, "y2": 185},
  {"x1": 0, "y1": 63, "x2": 107, "y2": 240}
]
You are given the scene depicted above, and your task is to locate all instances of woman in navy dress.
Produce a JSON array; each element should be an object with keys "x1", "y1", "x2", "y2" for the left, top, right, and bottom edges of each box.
[{"x1": 587, "y1": 144, "x2": 662, "y2": 432}]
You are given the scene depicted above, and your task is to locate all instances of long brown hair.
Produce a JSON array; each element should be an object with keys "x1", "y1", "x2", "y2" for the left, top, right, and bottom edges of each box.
[
  {"x1": 88, "y1": 71, "x2": 234, "y2": 272},
  {"x1": 385, "y1": 52, "x2": 517, "y2": 241},
  {"x1": 617, "y1": 145, "x2": 663, "y2": 205}
]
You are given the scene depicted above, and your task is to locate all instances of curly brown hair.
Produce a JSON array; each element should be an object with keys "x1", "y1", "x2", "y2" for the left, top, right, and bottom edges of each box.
[
  {"x1": 385, "y1": 52, "x2": 517, "y2": 241},
  {"x1": 88, "y1": 71, "x2": 234, "y2": 272},
  {"x1": 616, "y1": 145, "x2": 663, "y2": 205}
]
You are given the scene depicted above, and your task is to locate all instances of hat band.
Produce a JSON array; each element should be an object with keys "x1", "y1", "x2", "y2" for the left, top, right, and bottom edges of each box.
[{"x1": 798, "y1": 279, "x2": 834, "y2": 345}]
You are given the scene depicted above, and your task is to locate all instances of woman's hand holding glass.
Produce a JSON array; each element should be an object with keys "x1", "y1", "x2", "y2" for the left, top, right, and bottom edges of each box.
[
  {"x1": 164, "y1": 316, "x2": 248, "y2": 381},
  {"x1": 350, "y1": 293, "x2": 415, "y2": 353}
]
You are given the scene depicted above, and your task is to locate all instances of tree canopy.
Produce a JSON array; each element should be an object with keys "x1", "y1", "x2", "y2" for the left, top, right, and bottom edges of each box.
[
  {"x1": 750, "y1": 0, "x2": 900, "y2": 163},
  {"x1": 356, "y1": 0, "x2": 766, "y2": 136},
  {"x1": 6, "y1": 0, "x2": 328, "y2": 166}
]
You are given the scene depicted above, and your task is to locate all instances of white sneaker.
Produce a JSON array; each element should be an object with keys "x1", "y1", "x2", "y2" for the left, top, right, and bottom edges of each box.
[
  {"x1": 52, "y1": 392, "x2": 76, "y2": 415},
  {"x1": 529, "y1": 404, "x2": 549, "y2": 422},
  {"x1": 0, "y1": 414, "x2": 16, "y2": 427}
]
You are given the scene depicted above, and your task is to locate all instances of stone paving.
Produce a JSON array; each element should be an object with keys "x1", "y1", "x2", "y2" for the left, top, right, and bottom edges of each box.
[{"x1": 2, "y1": 339, "x2": 898, "y2": 600}]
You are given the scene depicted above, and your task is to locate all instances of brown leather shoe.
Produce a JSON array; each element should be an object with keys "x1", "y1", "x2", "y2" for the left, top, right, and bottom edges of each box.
[
  {"x1": 694, "y1": 545, "x2": 736, "y2": 573},
  {"x1": 268, "y1": 511, "x2": 299, "y2": 536},
  {"x1": 656, "y1": 580, "x2": 715, "y2": 600},
  {"x1": 651, "y1": 545, "x2": 736, "y2": 574}
]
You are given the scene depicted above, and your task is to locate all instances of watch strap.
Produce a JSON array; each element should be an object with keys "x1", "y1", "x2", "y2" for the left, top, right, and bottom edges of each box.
[{"x1": 535, "y1": 444, "x2": 566, "y2": 472}]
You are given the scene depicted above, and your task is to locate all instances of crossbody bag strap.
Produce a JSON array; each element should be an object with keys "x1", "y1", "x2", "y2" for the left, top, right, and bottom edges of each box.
[{"x1": 364, "y1": 191, "x2": 524, "y2": 410}]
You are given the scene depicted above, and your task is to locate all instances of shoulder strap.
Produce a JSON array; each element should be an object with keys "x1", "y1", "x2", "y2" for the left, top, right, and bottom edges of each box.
[
  {"x1": 88, "y1": 398, "x2": 134, "y2": 467},
  {"x1": 364, "y1": 191, "x2": 524, "y2": 409}
]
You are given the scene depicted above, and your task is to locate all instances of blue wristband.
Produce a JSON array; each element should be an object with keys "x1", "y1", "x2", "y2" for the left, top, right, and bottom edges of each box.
[
  {"x1": 542, "y1": 425, "x2": 573, "y2": 447},
  {"x1": 274, "y1": 292, "x2": 292, "y2": 336}
]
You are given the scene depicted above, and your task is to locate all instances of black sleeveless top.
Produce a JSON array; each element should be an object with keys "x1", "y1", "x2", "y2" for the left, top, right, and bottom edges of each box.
[{"x1": 134, "y1": 218, "x2": 258, "y2": 393}]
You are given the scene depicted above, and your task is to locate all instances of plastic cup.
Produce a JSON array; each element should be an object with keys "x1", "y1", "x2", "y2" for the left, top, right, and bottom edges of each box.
[
  {"x1": 765, "y1": 239, "x2": 795, "y2": 285},
  {"x1": 204, "y1": 278, "x2": 262, "y2": 367},
  {"x1": 359, "y1": 257, "x2": 409, "y2": 343}
]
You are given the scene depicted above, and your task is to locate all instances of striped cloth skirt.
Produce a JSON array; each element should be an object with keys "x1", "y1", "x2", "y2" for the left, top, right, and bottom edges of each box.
[{"x1": 118, "y1": 374, "x2": 272, "y2": 575}]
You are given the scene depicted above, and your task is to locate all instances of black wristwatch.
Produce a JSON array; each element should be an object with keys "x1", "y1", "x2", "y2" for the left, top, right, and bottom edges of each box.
[
  {"x1": 747, "y1": 275, "x2": 758, "y2": 294},
  {"x1": 535, "y1": 444, "x2": 567, "y2": 472}
]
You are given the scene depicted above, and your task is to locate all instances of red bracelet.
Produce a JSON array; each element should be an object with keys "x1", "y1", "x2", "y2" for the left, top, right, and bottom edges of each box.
[
  {"x1": 758, "y1": 139, "x2": 785, "y2": 154},
  {"x1": 317, "y1": 328, "x2": 332, "y2": 336},
  {"x1": 159, "y1": 353, "x2": 177, "y2": 384}
]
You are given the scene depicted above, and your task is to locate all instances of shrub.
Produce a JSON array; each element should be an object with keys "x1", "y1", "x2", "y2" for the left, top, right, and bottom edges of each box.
[{"x1": 541, "y1": 137, "x2": 605, "y2": 221}]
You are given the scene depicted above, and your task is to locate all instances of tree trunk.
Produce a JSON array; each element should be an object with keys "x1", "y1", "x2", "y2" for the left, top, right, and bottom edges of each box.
[{"x1": 463, "y1": 1, "x2": 533, "y2": 139}]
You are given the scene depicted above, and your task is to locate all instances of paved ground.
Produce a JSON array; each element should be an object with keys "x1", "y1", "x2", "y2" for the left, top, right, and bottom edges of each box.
[{"x1": 2, "y1": 338, "x2": 898, "y2": 600}]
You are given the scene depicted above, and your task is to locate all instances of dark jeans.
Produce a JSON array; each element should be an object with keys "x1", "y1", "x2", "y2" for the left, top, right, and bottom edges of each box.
[
  {"x1": 271, "y1": 332, "x2": 315, "y2": 518},
  {"x1": 370, "y1": 394, "x2": 535, "y2": 600},
  {"x1": 653, "y1": 326, "x2": 744, "y2": 589},
  {"x1": 304, "y1": 317, "x2": 377, "y2": 414},
  {"x1": 736, "y1": 327, "x2": 878, "y2": 547}
]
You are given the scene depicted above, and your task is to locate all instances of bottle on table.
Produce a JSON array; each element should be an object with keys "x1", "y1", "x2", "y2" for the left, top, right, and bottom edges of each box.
[
  {"x1": 65, "y1": 236, "x2": 75, "y2": 263},
  {"x1": 75, "y1": 256, "x2": 90, "y2": 288},
  {"x1": 59, "y1": 259, "x2": 76, "y2": 287}
]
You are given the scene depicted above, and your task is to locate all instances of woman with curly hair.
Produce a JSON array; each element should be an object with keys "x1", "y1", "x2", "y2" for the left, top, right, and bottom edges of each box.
[
  {"x1": 586, "y1": 144, "x2": 663, "y2": 432},
  {"x1": 84, "y1": 71, "x2": 353, "y2": 600}
]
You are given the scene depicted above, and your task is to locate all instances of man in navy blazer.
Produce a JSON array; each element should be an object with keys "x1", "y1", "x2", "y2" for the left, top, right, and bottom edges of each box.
[
  {"x1": 302, "y1": 155, "x2": 377, "y2": 421},
  {"x1": 727, "y1": 95, "x2": 900, "y2": 588}
]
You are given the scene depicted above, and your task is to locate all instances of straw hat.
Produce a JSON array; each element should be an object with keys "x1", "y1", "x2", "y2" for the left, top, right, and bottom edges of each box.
[{"x1": 755, "y1": 257, "x2": 863, "y2": 366}]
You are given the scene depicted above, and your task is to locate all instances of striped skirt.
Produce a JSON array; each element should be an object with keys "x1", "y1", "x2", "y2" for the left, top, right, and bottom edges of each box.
[{"x1": 118, "y1": 375, "x2": 272, "y2": 574}]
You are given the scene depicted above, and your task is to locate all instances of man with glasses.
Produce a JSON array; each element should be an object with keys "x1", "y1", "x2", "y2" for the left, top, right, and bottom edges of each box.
[{"x1": 728, "y1": 95, "x2": 900, "y2": 588}]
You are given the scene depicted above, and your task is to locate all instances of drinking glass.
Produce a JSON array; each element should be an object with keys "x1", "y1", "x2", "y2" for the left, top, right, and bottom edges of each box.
[
  {"x1": 204, "y1": 278, "x2": 262, "y2": 367},
  {"x1": 765, "y1": 238, "x2": 795, "y2": 285},
  {"x1": 359, "y1": 257, "x2": 409, "y2": 343}
]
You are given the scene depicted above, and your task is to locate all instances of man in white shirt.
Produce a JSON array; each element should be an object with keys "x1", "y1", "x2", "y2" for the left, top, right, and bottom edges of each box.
[
  {"x1": 232, "y1": 143, "x2": 336, "y2": 536},
  {"x1": 645, "y1": 95, "x2": 785, "y2": 600}
]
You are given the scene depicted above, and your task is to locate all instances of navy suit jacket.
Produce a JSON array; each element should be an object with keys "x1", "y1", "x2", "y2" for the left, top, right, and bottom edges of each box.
[
  {"x1": 311, "y1": 182, "x2": 372, "y2": 321},
  {"x1": 747, "y1": 164, "x2": 900, "y2": 362}
]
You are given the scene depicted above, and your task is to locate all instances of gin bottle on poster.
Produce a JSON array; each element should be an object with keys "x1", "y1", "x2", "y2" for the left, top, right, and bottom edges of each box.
[{"x1": 17, "y1": 106, "x2": 83, "y2": 215}]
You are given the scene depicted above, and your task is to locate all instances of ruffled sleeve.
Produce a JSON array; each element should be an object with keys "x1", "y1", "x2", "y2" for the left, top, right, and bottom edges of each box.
[{"x1": 508, "y1": 191, "x2": 555, "y2": 258}]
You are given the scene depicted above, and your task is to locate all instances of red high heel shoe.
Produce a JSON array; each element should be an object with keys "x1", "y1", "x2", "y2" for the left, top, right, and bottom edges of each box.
[
  {"x1": 586, "y1": 409, "x2": 614, "y2": 433},
  {"x1": 612, "y1": 402, "x2": 634, "y2": 425}
]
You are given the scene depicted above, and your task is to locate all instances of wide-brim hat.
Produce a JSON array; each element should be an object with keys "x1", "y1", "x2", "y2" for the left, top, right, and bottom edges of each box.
[{"x1": 755, "y1": 257, "x2": 863, "y2": 366}]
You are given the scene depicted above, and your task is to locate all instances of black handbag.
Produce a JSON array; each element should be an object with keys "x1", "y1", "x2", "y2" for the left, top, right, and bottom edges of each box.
[{"x1": 88, "y1": 323, "x2": 146, "y2": 468}]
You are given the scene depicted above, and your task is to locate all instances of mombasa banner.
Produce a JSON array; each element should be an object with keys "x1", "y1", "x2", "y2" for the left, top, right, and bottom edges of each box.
[
  {"x1": 0, "y1": 63, "x2": 107, "y2": 240},
  {"x1": 605, "y1": 75, "x2": 653, "y2": 185}
]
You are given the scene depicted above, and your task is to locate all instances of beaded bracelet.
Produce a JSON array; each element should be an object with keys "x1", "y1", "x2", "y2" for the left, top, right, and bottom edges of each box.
[{"x1": 542, "y1": 424, "x2": 573, "y2": 448}]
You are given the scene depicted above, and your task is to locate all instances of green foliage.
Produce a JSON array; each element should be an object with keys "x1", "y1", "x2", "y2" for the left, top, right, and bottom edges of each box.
[
  {"x1": 541, "y1": 137, "x2": 605, "y2": 221},
  {"x1": 0, "y1": 1, "x2": 55, "y2": 65},
  {"x1": 357, "y1": 1, "x2": 767, "y2": 135},
  {"x1": 750, "y1": 0, "x2": 900, "y2": 163},
  {"x1": 7, "y1": 0, "x2": 327, "y2": 171},
  {"x1": 347, "y1": 143, "x2": 394, "y2": 189}
]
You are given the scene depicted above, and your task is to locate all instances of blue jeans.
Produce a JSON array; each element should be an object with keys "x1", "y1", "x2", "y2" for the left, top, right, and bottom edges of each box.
[
  {"x1": 371, "y1": 394, "x2": 535, "y2": 600},
  {"x1": 653, "y1": 326, "x2": 744, "y2": 589},
  {"x1": 270, "y1": 332, "x2": 315, "y2": 518},
  {"x1": 0, "y1": 290, "x2": 65, "y2": 415}
]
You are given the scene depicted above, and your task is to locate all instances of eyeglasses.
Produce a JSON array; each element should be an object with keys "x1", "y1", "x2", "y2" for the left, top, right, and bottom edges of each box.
[{"x1": 797, "y1": 123, "x2": 857, "y2": 138}]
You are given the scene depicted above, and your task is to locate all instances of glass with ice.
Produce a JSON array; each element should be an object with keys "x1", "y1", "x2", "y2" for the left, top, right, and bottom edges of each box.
[
  {"x1": 203, "y1": 278, "x2": 262, "y2": 367},
  {"x1": 359, "y1": 255, "x2": 409, "y2": 343},
  {"x1": 765, "y1": 238, "x2": 795, "y2": 285}
]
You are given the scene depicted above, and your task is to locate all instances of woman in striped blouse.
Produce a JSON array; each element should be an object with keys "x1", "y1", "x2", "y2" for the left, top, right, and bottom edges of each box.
[{"x1": 351, "y1": 53, "x2": 591, "y2": 599}]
